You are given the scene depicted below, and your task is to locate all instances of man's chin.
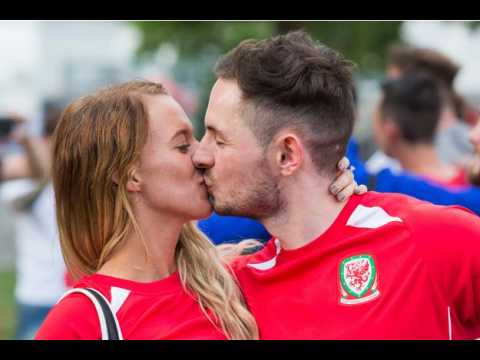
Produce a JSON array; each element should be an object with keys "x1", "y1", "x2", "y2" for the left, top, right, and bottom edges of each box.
[
  {"x1": 207, "y1": 195, "x2": 231, "y2": 215},
  {"x1": 212, "y1": 202, "x2": 253, "y2": 218},
  {"x1": 469, "y1": 169, "x2": 480, "y2": 186}
]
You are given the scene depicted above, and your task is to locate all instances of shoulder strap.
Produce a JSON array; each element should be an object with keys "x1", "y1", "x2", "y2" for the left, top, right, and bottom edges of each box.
[{"x1": 58, "y1": 288, "x2": 123, "y2": 340}]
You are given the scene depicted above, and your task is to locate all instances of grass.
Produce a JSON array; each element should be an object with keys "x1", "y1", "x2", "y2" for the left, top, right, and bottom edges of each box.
[{"x1": 0, "y1": 270, "x2": 16, "y2": 340}]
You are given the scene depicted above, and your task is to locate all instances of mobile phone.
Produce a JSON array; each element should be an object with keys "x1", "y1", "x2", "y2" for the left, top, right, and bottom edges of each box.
[{"x1": 0, "y1": 117, "x2": 17, "y2": 138}]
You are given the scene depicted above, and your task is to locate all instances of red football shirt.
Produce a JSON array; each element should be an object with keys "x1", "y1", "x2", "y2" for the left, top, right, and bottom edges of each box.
[
  {"x1": 232, "y1": 192, "x2": 480, "y2": 340},
  {"x1": 35, "y1": 272, "x2": 227, "y2": 340}
]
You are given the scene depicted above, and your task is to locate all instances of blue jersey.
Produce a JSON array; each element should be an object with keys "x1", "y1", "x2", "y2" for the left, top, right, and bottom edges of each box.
[
  {"x1": 347, "y1": 138, "x2": 480, "y2": 215},
  {"x1": 197, "y1": 213, "x2": 270, "y2": 245}
]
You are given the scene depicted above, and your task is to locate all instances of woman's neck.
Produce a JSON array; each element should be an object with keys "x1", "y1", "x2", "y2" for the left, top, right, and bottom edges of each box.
[{"x1": 97, "y1": 206, "x2": 184, "y2": 283}]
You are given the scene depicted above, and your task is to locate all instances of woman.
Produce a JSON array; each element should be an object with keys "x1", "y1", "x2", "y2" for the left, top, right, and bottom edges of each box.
[{"x1": 35, "y1": 80, "x2": 360, "y2": 340}]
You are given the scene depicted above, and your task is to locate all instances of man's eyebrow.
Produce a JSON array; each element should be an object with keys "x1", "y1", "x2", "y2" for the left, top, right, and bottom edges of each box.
[{"x1": 206, "y1": 126, "x2": 224, "y2": 135}]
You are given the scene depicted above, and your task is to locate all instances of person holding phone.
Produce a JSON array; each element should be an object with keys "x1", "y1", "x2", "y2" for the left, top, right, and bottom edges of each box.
[{"x1": 0, "y1": 113, "x2": 49, "y2": 182}]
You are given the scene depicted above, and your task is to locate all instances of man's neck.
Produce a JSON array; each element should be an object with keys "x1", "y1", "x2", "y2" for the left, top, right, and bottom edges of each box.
[
  {"x1": 261, "y1": 174, "x2": 349, "y2": 251},
  {"x1": 393, "y1": 143, "x2": 456, "y2": 181}
]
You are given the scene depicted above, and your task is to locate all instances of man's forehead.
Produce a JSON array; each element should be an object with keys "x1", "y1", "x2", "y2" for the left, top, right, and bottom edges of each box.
[
  {"x1": 212, "y1": 78, "x2": 242, "y2": 100},
  {"x1": 206, "y1": 79, "x2": 245, "y2": 129}
]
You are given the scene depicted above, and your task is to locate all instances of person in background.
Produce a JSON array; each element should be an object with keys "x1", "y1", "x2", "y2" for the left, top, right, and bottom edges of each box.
[
  {"x1": 0, "y1": 106, "x2": 68, "y2": 339},
  {"x1": 467, "y1": 115, "x2": 480, "y2": 186},
  {"x1": 373, "y1": 71, "x2": 469, "y2": 187},
  {"x1": 385, "y1": 45, "x2": 478, "y2": 166},
  {"x1": 0, "y1": 114, "x2": 49, "y2": 182}
]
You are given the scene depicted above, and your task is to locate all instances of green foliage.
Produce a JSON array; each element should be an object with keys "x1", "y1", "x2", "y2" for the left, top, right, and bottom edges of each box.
[
  {"x1": 129, "y1": 21, "x2": 404, "y2": 135},
  {"x1": 131, "y1": 21, "x2": 403, "y2": 71},
  {"x1": 467, "y1": 21, "x2": 480, "y2": 29},
  {"x1": 0, "y1": 270, "x2": 16, "y2": 339},
  {"x1": 131, "y1": 21, "x2": 276, "y2": 60}
]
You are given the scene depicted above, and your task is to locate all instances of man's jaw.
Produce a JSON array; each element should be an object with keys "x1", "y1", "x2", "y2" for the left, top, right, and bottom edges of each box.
[{"x1": 468, "y1": 153, "x2": 480, "y2": 186}]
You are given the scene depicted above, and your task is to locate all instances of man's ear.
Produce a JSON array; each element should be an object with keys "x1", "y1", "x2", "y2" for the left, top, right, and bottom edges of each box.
[
  {"x1": 273, "y1": 133, "x2": 304, "y2": 176},
  {"x1": 112, "y1": 169, "x2": 142, "y2": 192},
  {"x1": 383, "y1": 118, "x2": 401, "y2": 142}
]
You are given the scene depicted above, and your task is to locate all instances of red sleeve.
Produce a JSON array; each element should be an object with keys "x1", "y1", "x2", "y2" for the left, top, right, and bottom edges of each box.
[
  {"x1": 35, "y1": 293, "x2": 102, "y2": 340},
  {"x1": 408, "y1": 205, "x2": 480, "y2": 333}
]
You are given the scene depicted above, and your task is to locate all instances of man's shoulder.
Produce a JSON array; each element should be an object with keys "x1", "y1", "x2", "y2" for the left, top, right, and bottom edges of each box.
[
  {"x1": 357, "y1": 191, "x2": 480, "y2": 246},
  {"x1": 358, "y1": 191, "x2": 475, "y2": 222}
]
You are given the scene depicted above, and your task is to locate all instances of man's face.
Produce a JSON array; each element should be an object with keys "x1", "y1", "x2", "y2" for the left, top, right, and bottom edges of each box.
[
  {"x1": 193, "y1": 79, "x2": 283, "y2": 219},
  {"x1": 372, "y1": 96, "x2": 392, "y2": 155},
  {"x1": 468, "y1": 118, "x2": 480, "y2": 184},
  {"x1": 386, "y1": 65, "x2": 403, "y2": 79}
]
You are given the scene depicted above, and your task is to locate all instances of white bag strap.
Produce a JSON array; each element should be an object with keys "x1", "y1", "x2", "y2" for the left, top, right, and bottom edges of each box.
[{"x1": 58, "y1": 288, "x2": 123, "y2": 340}]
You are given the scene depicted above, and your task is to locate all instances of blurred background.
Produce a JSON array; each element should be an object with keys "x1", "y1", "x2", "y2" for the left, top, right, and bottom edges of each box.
[{"x1": 0, "y1": 20, "x2": 479, "y2": 339}]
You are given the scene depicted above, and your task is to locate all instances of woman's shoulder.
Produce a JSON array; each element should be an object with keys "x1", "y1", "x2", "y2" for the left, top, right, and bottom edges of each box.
[{"x1": 35, "y1": 276, "x2": 105, "y2": 340}]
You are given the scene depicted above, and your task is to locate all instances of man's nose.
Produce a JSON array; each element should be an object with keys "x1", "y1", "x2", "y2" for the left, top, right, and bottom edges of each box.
[{"x1": 192, "y1": 140, "x2": 214, "y2": 170}]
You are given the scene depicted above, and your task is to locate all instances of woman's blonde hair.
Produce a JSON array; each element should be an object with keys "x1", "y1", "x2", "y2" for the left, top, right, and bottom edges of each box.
[{"x1": 52, "y1": 80, "x2": 258, "y2": 340}]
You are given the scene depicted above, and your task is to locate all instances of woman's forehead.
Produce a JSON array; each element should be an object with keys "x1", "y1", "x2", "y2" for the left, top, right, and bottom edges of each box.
[{"x1": 144, "y1": 94, "x2": 193, "y2": 139}]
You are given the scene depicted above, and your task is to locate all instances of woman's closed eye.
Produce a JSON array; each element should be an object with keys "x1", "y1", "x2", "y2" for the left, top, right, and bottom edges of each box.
[{"x1": 177, "y1": 144, "x2": 191, "y2": 153}]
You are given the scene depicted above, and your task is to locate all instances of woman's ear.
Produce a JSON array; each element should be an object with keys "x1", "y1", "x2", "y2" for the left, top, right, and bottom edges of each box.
[
  {"x1": 112, "y1": 169, "x2": 142, "y2": 192},
  {"x1": 126, "y1": 169, "x2": 141, "y2": 192},
  {"x1": 112, "y1": 171, "x2": 120, "y2": 186}
]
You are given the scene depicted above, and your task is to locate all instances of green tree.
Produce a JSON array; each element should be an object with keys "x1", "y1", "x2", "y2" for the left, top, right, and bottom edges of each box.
[
  {"x1": 130, "y1": 21, "x2": 404, "y2": 135},
  {"x1": 131, "y1": 21, "x2": 403, "y2": 70}
]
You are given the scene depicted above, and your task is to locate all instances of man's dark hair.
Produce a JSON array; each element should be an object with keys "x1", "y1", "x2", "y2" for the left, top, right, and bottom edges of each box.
[
  {"x1": 380, "y1": 71, "x2": 442, "y2": 144},
  {"x1": 214, "y1": 30, "x2": 356, "y2": 176},
  {"x1": 388, "y1": 46, "x2": 459, "y2": 87},
  {"x1": 387, "y1": 45, "x2": 470, "y2": 120}
]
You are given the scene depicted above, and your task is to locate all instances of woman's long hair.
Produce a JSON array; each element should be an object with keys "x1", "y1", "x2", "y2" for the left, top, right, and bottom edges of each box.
[{"x1": 52, "y1": 80, "x2": 258, "y2": 340}]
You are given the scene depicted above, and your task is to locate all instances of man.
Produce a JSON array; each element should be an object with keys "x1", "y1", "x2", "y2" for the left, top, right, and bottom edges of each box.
[
  {"x1": 198, "y1": 48, "x2": 480, "y2": 248},
  {"x1": 373, "y1": 71, "x2": 468, "y2": 186},
  {"x1": 0, "y1": 105, "x2": 68, "y2": 339},
  {"x1": 384, "y1": 45, "x2": 476, "y2": 166},
  {"x1": 193, "y1": 30, "x2": 480, "y2": 339},
  {"x1": 467, "y1": 116, "x2": 480, "y2": 186}
]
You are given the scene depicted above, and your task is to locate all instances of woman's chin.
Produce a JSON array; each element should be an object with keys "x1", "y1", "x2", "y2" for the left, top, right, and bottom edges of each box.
[{"x1": 191, "y1": 202, "x2": 214, "y2": 220}]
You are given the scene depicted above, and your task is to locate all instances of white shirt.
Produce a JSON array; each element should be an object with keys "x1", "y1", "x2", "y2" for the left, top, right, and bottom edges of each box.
[
  {"x1": 0, "y1": 180, "x2": 67, "y2": 306},
  {"x1": 365, "y1": 150, "x2": 402, "y2": 175}
]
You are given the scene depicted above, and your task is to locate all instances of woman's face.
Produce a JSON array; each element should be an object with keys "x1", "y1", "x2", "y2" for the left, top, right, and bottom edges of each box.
[{"x1": 132, "y1": 94, "x2": 212, "y2": 221}]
